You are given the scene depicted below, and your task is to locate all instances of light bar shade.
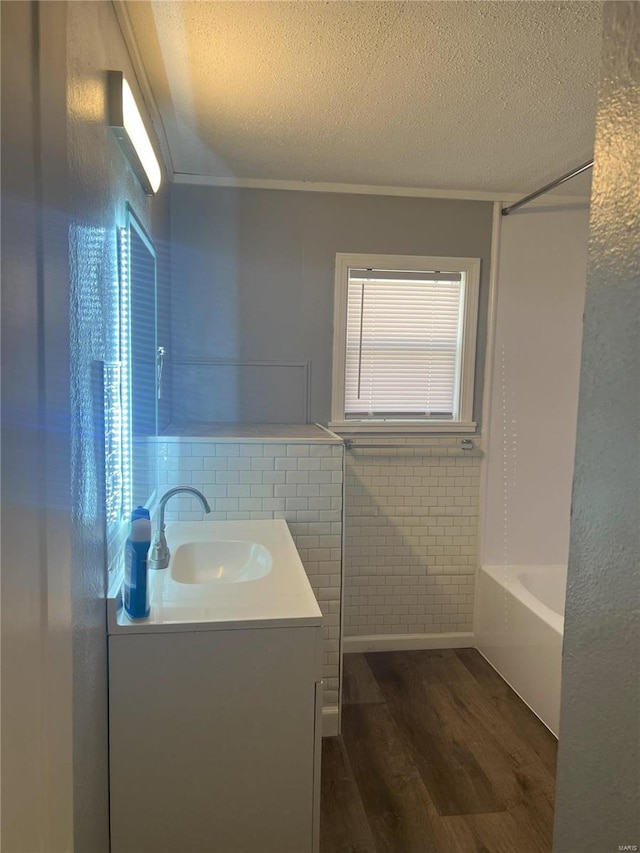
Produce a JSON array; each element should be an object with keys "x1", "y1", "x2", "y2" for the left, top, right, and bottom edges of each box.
[{"x1": 108, "y1": 71, "x2": 161, "y2": 195}]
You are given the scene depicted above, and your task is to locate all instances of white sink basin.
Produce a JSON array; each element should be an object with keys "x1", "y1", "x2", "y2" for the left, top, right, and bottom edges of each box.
[
  {"x1": 110, "y1": 519, "x2": 323, "y2": 630},
  {"x1": 170, "y1": 540, "x2": 272, "y2": 585}
]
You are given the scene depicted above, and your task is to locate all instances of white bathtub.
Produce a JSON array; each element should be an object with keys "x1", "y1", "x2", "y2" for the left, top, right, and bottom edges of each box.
[{"x1": 475, "y1": 564, "x2": 566, "y2": 736}]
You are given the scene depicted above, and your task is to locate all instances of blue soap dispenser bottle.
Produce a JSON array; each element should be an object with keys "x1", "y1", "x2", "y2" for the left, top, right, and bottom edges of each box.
[{"x1": 124, "y1": 506, "x2": 152, "y2": 620}]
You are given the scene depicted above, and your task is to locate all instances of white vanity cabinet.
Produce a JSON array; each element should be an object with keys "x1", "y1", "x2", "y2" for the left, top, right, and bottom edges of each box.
[{"x1": 108, "y1": 519, "x2": 323, "y2": 853}]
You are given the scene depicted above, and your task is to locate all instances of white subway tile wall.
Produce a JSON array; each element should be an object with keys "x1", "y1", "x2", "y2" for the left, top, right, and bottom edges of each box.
[
  {"x1": 155, "y1": 435, "x2": 481, "y2": 705},
  {"x1": 157, "y1": 439, "x2": 344, "y2": 710},
  {"x1": 343, "y1": 440, "x2": 481, "y2": 636}
]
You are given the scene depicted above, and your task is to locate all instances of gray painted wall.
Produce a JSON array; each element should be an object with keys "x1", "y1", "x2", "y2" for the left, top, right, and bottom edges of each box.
[
  {"x1": 1, "y1": 2, "x2": 171, "y2": 850},
  {"x1": 170, "y1": 186, "x2": 493, "y2": 426},
  {"x1": 1, "y1": 4, "x2": 73, "y2": 849},
  {"x1": 67, "y1": 3, "x2": 171, "y2": 848},
  {"x1": 553, "y1": 3, "x2": 640, "y2": 850}
]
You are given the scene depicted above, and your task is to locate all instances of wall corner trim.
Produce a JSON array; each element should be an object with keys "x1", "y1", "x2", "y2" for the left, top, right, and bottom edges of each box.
[{"x1": 322, "y1": 706, "x2": 340, "y2": 738}]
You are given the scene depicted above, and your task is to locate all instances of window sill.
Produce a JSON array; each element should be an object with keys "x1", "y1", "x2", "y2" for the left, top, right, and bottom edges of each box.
[{"x1": 328, "y1": 421, "x2": 477, "y2": 435}]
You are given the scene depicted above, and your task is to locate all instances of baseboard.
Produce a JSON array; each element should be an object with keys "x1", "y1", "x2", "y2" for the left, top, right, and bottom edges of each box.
[
  {"x1": 342, "y1": 632, "x2": 474, "y2": 653},
  {"x1": 322, "y1": 705, "x2": 339, "y2": 737}
]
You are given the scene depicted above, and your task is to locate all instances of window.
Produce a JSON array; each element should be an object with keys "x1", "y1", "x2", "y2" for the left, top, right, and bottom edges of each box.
[{"x1": 330, "y1": 253, "x2": 480, "y2": 433}]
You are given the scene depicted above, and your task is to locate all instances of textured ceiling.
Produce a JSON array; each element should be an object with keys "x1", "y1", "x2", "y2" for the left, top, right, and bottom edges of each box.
[{"x1": 126, "y1": 1, "x2": 603, "y2": 196}]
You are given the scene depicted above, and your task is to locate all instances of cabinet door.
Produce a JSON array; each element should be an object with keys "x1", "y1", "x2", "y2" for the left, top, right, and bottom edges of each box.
[{"x1": 109, "y1": 627, "x2": 319, "y2": 853}]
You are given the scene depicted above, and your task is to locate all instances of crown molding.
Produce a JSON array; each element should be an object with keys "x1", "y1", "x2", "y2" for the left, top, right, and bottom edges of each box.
[{"x1": 172, "y1": 172, "x2": 590, "y2": 206}]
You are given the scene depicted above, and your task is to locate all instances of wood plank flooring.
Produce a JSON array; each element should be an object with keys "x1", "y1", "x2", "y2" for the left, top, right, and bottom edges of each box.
[{"x1": 320, "y1": 650, "x2": 558, "y2": 853}]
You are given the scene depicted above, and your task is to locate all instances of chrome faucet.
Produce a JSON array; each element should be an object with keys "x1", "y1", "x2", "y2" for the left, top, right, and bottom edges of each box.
[{"x1": 148, "y1": 486, "x2": 211, "y2": 570}]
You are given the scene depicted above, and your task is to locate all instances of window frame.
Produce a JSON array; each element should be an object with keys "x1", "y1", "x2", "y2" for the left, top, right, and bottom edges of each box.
[{"x1": 330, "y1": 252, "x2": 480, "y2": 434}]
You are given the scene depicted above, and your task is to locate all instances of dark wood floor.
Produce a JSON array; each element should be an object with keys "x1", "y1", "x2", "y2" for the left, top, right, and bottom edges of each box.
[{"x1": 320, "y1": 649, "x2": 558, "y2": 853}]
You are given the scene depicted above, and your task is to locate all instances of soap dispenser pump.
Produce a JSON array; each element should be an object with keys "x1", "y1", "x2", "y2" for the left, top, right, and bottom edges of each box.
[{"x1": 124, "y1": 506, "x2": 152, "y2": 620}]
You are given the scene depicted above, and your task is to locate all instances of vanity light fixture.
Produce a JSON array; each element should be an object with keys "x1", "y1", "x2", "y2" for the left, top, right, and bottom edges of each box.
[{"x1": 108, "y1": 70, "x2": 161, "y2": 195}]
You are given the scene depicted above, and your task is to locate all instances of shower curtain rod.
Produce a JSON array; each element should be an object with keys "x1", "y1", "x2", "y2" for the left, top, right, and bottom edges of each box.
[{"x1": 501, "y1": 159, "x2": 593, "y2": 216}]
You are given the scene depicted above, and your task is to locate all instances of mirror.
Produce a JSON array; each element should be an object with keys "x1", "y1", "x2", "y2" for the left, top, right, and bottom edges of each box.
[
  {"x1": 106, "y1": 207, "x2": 161, "y2": 574},
  {"x1": 124, "y1": 206, "x2": 159, "y2": 510}
]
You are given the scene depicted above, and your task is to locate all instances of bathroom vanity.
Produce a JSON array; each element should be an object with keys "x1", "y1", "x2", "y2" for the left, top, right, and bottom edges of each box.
[{"x1": 108, "y1": 519, "x2": 323, "y2": 853}]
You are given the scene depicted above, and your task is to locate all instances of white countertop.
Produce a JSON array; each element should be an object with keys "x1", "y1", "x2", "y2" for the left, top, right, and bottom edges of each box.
[{"x1": 107, "y1": 519, "x2": 323, "y2": 634}]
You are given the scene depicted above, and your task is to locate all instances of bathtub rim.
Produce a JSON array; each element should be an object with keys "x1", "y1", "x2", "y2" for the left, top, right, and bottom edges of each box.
[{"x1": 480, "y1": 564, "x2": 565, "y2": 635}]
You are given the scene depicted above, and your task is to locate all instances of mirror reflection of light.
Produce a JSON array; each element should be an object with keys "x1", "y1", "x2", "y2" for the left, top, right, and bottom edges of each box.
[
  {"x1": 69, "y1": 221, "x2": 113, "y2": 523},
  {"x1": 118, "y1": 226, "x2": 133, "y2": 518}
]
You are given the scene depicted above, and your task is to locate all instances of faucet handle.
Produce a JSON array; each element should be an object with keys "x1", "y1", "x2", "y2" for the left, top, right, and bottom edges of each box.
[{"x1": 148, "y1": 529, "x2": 170, "y2": 571}]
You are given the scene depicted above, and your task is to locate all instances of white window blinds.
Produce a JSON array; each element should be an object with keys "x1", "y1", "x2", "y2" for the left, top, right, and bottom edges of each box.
[{"x1": 344, "y1": 268, "x2": 465, "y2": 420}]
